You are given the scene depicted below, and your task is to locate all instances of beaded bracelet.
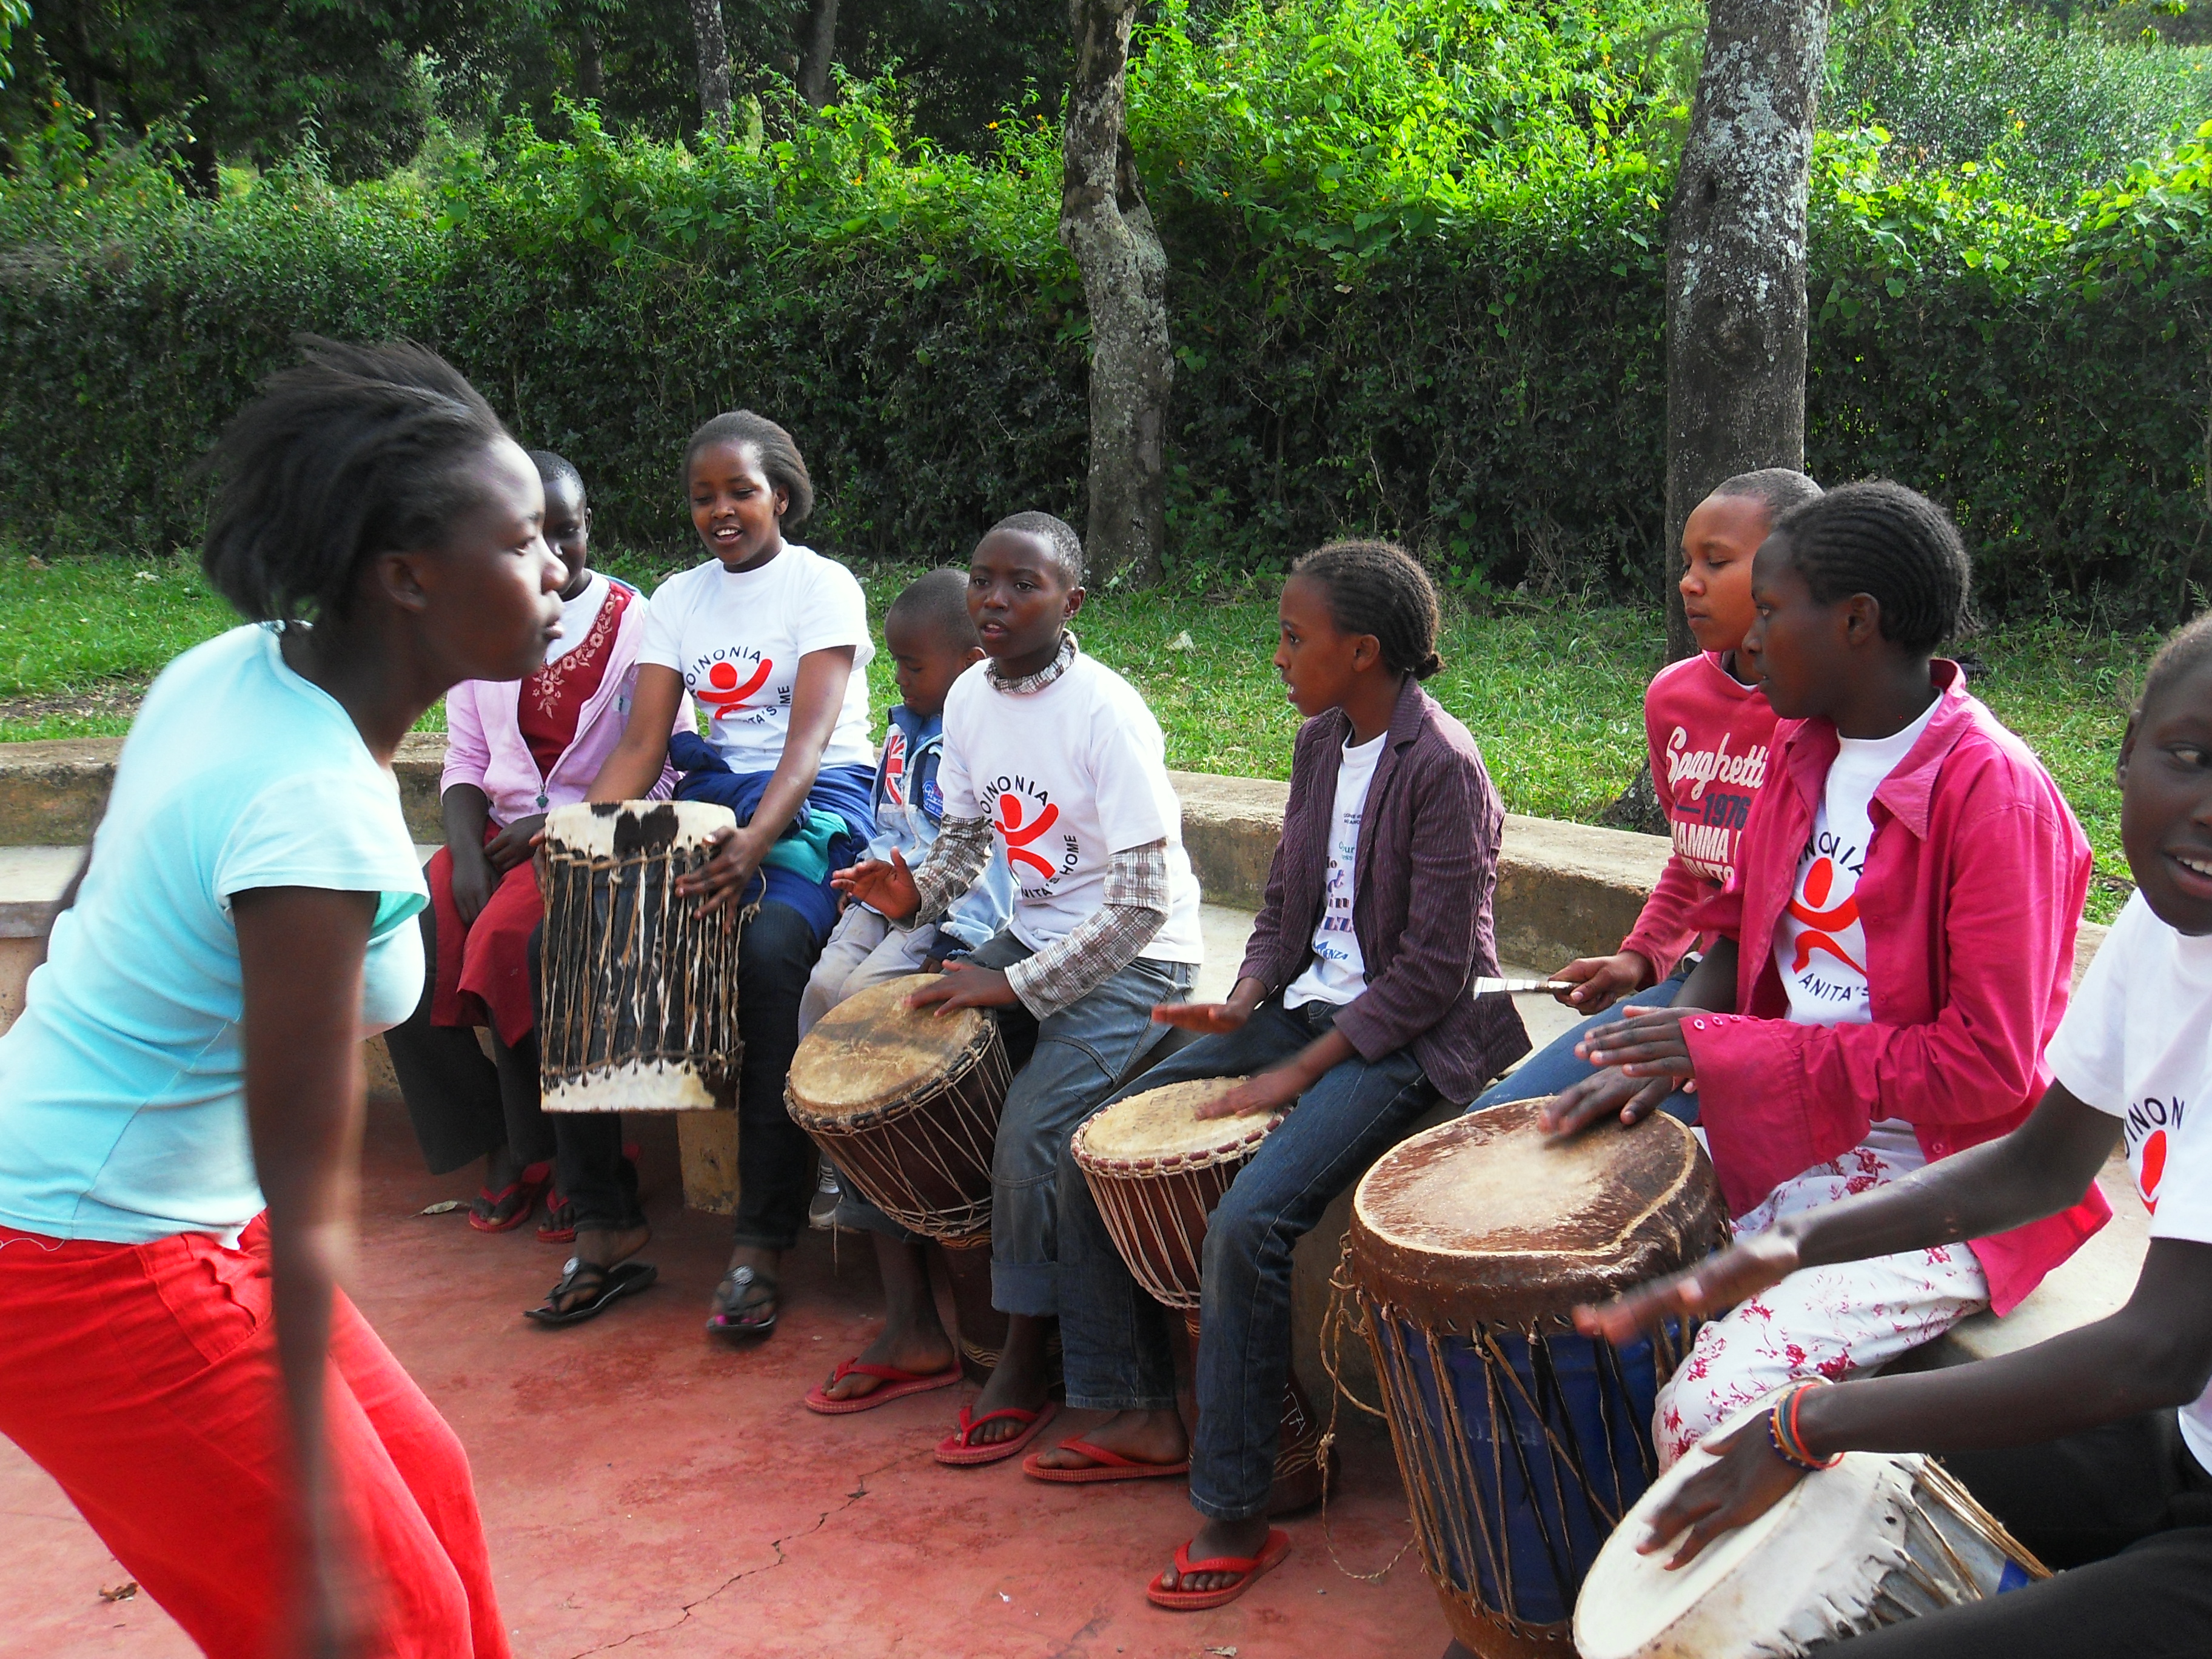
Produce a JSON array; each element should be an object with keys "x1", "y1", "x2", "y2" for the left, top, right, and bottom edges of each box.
[{"x1": 1766, "y1": 1381, "x2": 1844, "y2": 1472}]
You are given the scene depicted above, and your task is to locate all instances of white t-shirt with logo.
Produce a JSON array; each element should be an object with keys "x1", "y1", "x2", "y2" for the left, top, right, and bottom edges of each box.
[
  {"x1": 1285, "y1": 731, "x2": 1385, "y2": 1010},
  {"x1": 937, "y1": 652, "x2": 1203, "y2": 964},
  {"x1": 637, "y1": 544, "x2": 875, "y2": 774},
  {"x1": 1775, "y1": 697, "x2": 1940, "y2": 1026},
  {"x1": 2045, "y1": 890, "x2": 2212, "y2": 1469}
]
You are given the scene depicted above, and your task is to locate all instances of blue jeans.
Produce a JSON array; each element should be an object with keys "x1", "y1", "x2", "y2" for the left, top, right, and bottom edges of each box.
[
  {"x1": 1467, "y1": 962, "x2": 1697, "y2": 1122},
  {"x1": 1057, "y1": 999, "x2": 1438, "y2": 1522},
  {"x1": 829, "y1": 930, "x2": 1193, "y2": 1315}
]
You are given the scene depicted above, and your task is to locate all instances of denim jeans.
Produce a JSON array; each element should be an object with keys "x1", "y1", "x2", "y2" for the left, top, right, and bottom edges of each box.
[
  {"x1": 551, "y1": 897, "x2": 823, "y2": 1247},
  {"x1": 1057, "y1": 997, "x2": 1438, "y2": 1521},
  {"x1": 832, "y1": 930, "x2": 1192, "y2": 1305},
  {"x1": 1466, "y1": 961, "x2": 1698, "y2": 1122}
]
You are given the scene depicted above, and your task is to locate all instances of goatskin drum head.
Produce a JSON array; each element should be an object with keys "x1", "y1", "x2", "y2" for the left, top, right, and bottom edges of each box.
[
  {"x1": 543, "y1": 798, "x2": 736, "y2": 857},
  {"x1": 1348, "y1": 1096, "x2": 1726, "y2": 1328},
  {"x1": 1073, "y1": 1077, "x2": 1273, "y2": 1168},
  {"x1": 786, "y1": 974, "x2": 992, "y2": 1117}
]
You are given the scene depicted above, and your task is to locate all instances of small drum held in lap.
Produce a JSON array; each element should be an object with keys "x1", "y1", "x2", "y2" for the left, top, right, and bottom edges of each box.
[
  {"x1": 1575, "y1": 1440, "x2": 2049, "y2": 1658},
  {"x1": 538, "y1": 800, "x2": 743, "y2": 1112},
  {"x1": 1346, "y1": 1099, "x2": 1729, "y2": 1659},
  {"x1": 785, "y1": 973, "x2": 1010, "y2": 1241}
]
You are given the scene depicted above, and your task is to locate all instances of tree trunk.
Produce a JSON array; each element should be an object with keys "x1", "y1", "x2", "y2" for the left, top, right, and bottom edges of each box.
[
  {"x1": 1058, "y1": 0, "x2": 1170, "y2": 587},
  {"x1": 797, "y1": 0, "x2": 839, "y2": 109},
  {"x1": 1661, "y1": 0, "x2": 1829, "y2": 661},
  {"x1": 688, "y1": 0, "x2": 733, "y2": 133},
  {"x1": 576, "y1": 28, "x2": 605, "y2": 104}
]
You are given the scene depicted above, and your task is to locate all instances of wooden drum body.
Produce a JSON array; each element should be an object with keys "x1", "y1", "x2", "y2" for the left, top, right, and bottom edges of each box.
[
  {"x1": 784, "y1": 974, "x2": 1010, "y2": 1241},
  {"x1": 1346, "y1": 1099, "x2": 1730, "y2": 1659},
  {"x1": 1576, "y1": 1441, "x2": 2048, "y2": 1658},
  {"x1": 538, "y1": 800, "x2": 742, "y2": 1113}
]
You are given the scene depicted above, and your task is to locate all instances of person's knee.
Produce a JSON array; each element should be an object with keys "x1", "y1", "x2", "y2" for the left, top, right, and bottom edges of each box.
[{"x1": 1201, "y1": 1187, "x2": 1284, "y2": 1287}]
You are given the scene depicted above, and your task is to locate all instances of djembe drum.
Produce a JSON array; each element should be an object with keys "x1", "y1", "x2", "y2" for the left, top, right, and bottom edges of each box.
[
  {"x1": 538, "y1": 800, "x2": 743, "y2": 1112},
  {"x1": 1070, "y1": 1076, "x2": 1329, "y2": 1511},
  {"x1": 1344, "y1": 1099, "x2": 1729, "y2": 1659},
  {"x1": 1575, "y1": 1437, "x2": 2048, "y2": 1658},
  {"x1": 785, "y1": 973, "x2": 1014, "y2": 1375}
]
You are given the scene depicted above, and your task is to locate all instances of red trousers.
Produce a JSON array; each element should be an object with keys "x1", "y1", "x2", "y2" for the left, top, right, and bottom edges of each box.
[
  {"x1": 0, "y1": 1218, "x2": 509, "y2": 1659},
  {"x1": 426, "y1": 843, "x2": 542, "y2": 1050}
]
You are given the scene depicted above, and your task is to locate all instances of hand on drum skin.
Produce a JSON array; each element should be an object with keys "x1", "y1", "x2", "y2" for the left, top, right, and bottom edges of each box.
[
  {"x1": 1541, "y1": 1064, "x2": 1680, "y2": 1138},
  {"x1": 1153, "y1": 1001, "x2": 1251, "y2": 1036},
  {"x1": 1195, "y1": 1067, "x2": 1304, "y2": 1121},
  {"x1": 905, "y1": 960, "x2": 1021, "y2": 1014},
  {"x1": 1574, "y1": 1006, "x2": 1697, "y2": 1084},
  {"x1": 831, "y1": 848, "x2": 920, "y2": 924},
  {"x1": 675, "y1": 825, "x2": 767, "y2": 920},
  {"x1": 1574, "y1": 1231, "x2": 1801, "y2": 1346},
  {"x1": 449, "y1": 839, "x2": 497, "y2": 927},
  {"x1": 1550, "y1": 951, "x2": 1654, "y2": 1011},
  {"x1": 484, "y1": 813, "x2": 545, "y2": 875},
  {"x1": 1637, "y1": 1416, "x2": 1811, "y2": 1571}
]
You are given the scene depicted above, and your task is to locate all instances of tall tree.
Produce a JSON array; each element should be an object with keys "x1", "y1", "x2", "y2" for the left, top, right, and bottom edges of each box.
[
  {"x1": 688, "y1": 0, "x2": 733, "y2": 130},
  {"x1": 796, "y1": 0, "x2": 838, "y2": 108},
  {"x1": 1059, "y1": 0, "x2": 1170, "y2": 586},
  {"x1": 1661, "y1": 0, "x2": 1831, "y2": 661}
]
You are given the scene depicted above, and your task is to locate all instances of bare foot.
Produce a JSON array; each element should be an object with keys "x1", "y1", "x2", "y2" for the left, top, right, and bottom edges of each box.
[
  {"x1": 820, "y1": 1323, "x2": 958, "y2": 1401},
  {"x1": 1031, "y1": 1408, "x2": 1188, "y2": 1471},
  {"x1": 962, "y1": 1313, "x2": 1052, "y2": 1444},
  {"x1": 1158, "y1": 1515, "x2": 1273, "y2": 1594}
]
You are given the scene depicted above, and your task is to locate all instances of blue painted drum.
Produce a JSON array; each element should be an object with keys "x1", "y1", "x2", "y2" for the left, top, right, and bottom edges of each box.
[{"x1": 1345, "y1": 1100, "x2": 1728, "y2": 1659}]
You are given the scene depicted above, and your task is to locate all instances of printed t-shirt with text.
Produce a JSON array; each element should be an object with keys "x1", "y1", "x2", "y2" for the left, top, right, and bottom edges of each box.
[
  {"x1": 936, "y1": 654, "x2": 1204, "y2": 962},
  {"x1": 637, "y1": 544, "x2": 876, "y2": 776},
  {"x1": 1774, "y1": 698, "x2": 1940, "y2": 1027},
  {"x1": 1285, "y1": 729, "x2": 1386, "y2": 1009},
  {"x1": 2045, "y1": 889, "x2": 2212, "y2": 1470},
  {"x1": 1648, "y1": 651, "x2": 1774, "y2": 888}
]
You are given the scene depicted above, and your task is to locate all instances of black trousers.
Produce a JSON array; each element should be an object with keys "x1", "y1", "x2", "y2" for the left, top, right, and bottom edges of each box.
[
  {"x1": 385, "y1": 903, "x2": 554, "y2": 1177},
  {"x1": 1838, "y1": 1410, "x2": 2212, "y2": 1657},
  {"x1": 552, "y1": 897, "x2": 822, "y2": 1248}
]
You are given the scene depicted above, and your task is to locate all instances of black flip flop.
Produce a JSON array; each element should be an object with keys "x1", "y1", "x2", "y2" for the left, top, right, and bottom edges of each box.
[
  {"x1": 525, "y1": 1257, "x2": 658, "y2": 1326},
  {"x1": 706, "y1": 1263, "x2": 780, "y2": 1340}
]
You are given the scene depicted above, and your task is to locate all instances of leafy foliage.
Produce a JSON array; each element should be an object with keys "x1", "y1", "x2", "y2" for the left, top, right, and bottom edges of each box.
[{"x1": 3, "y1": 0, "x2": 2212, "y2": 624}]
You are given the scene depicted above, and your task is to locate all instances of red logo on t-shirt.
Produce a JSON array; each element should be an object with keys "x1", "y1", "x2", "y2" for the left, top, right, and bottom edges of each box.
[
  {"x1": 882, "y1": 728, "x2": 908, "y2": 806},
  {"x1": 2142, "y1": 1128, "x2": 2168, "y2": 1215},
  {"x1": 996, "y1": 791, "x2": 1061, "y2": 879},
  {"x1": 695, "y1": 656, "x2": 774, "y2": 722},
  {"x1": 1788, "y1": 856, "x2": 1865, "y2": 976}
]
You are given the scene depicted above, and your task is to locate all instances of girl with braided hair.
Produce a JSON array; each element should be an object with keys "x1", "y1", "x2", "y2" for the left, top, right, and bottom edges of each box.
[
  {"x1": 1544, "y1": 479, "x2": 2110, "y2": 1464},
  {"x1": 1025, "y1": 539, "x2": 1529, "y2": 1609}
]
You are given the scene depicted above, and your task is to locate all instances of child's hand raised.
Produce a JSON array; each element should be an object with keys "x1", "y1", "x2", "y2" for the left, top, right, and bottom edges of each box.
[{"x1": 831, "y1": 848, "x2": 920, "y2": 924}]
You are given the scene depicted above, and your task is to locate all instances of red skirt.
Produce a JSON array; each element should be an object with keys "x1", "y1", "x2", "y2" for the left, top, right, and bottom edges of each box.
[{"x1": 426, "y1": 842, "x2": 541, "y2": 1050}]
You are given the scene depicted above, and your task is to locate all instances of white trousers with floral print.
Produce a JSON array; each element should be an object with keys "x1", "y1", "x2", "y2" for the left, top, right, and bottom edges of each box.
[{"x1": 1654, "y1": 1138, "x2": 1991, "y2": 1468}]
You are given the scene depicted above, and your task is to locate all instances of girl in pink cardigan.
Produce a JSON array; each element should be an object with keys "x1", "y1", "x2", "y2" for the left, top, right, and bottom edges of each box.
[
  {"x1": 1546, "y1": 480, "x2": 2109, "y2": 1463},
  {"x1": 384, "y1": 452, "x2": 687, "y2": 1235}
]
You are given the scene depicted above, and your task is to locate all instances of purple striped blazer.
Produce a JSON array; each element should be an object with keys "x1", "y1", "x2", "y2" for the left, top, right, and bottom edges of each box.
[{"x1": 1237, "y1": 675, "x2": 1528, "y2": 1102}]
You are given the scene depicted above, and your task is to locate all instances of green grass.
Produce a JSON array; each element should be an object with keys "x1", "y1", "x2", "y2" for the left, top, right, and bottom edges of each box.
[{"x1": 0, "y1": 548, "x2": 2155, "y2": 922}]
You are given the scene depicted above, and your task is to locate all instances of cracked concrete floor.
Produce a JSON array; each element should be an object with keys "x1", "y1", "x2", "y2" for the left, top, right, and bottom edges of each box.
[{"x1": 1, "y1": 1091, "x2": 1453, "y2": 1659}]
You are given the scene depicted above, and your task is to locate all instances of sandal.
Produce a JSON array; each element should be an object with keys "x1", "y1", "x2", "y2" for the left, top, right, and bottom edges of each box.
[
  {"x1": 535, "y1": 1188, "x2": 577, "y2": 1244},
  {"x1": 1021, "y1": 1436, "x2": 1190, "y2": 1484},
  {"x1": 706, "y1": 1264, "x2": 780, "y2": 1339},
  {"x1": 471, "y1": 1161, "x2": 552, "y2": 1234},
  {"x1": 934, "y1": 1400, "x2": 1059, "y2": 1467},
  {"x1": 525, "y1": 1257, "x2": 658, "y2": 1327},
  {"x1": 803, "y1": 1358, "x2": 964, "y2": 1416},
  {"x1": 1145, "y1": 1529, "x2": 1292, "y2": 1611}
]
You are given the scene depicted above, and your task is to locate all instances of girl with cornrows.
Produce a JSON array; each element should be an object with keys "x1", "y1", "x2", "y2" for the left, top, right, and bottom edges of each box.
[
  {"x1": 541, "y1": 411, "x2": 878, "y2": 1335},
  {"x1": 0, "y1": 340, "x2": 546, "y2": 1656},
  {"x1": 1544, "y1": 480, "x2": 2111, "y2": 1464},
  {"x1": 1028, "y1": 540, "x2": 1530, "y2": 1610}
]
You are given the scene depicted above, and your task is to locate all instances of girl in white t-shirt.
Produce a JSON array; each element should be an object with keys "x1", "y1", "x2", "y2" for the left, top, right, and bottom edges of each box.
[
  {"x1": 534, "y1": 411, "x2": 876, "y2": 1341},
  {"x1": 1579, "y1": 612, "x2": 2212, "y2": 1659}
]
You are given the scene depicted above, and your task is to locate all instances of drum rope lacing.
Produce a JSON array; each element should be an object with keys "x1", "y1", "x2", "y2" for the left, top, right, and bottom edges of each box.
[
  {"x1": 793, "y1": 1036, "x2": 1010, "y2": 1239},
  {"x1": 1316, "y1": 1247, "x2": 1420, "y2": 1584}
]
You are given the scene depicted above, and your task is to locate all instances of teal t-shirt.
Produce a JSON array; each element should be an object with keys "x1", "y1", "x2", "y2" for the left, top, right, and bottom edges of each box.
[{"x1": 0, "y1": 625, "x2": 429, "y2": 1245}]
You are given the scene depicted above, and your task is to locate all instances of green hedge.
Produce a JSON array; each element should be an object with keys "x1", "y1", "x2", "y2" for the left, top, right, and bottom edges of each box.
[{"x1": 4, "y1": 0, "x2": 2211, "y2": 625}]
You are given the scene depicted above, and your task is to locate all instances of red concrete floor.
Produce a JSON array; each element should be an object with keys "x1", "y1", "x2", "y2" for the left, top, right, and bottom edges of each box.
[{"x1": 2, "y1": 1095, "x2": 1453, "y2": 1659}]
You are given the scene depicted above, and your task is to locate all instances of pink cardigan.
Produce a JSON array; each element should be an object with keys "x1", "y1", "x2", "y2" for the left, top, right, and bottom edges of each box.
[
  {"x1": 441, "y1": 578, "x2": 689, "y2": 823},
  {"x1": 1680, "y1": 661, "x2": 2109, "y2": 1316}
]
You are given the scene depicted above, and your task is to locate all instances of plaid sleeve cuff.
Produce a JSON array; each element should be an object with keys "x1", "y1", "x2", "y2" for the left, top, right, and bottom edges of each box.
[
  {"x1": 1004, "y1": 841, "x2": 1167, "y2": 1019},
  {"x1": 909, "y1": 814, "x2": 993, "y2": 926}
]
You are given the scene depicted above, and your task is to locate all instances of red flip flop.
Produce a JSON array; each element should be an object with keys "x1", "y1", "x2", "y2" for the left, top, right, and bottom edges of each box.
[
  {"x1": 934, "y1": 1400, "x2": 1059, "y2": 1467},
  {"x1": 803, "y1": 1358, "x2": 964, "y2": 1416},
  {"x1": 1146, "y1": 1529, "x2": 1292, "y2": 1610},
  {"x1": 1022, "y1": 1436, "x2": 1191, "y2": 1484},
  {"x1": 470, "y1": 1161, "x2": 552, "y2": 1234}
]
